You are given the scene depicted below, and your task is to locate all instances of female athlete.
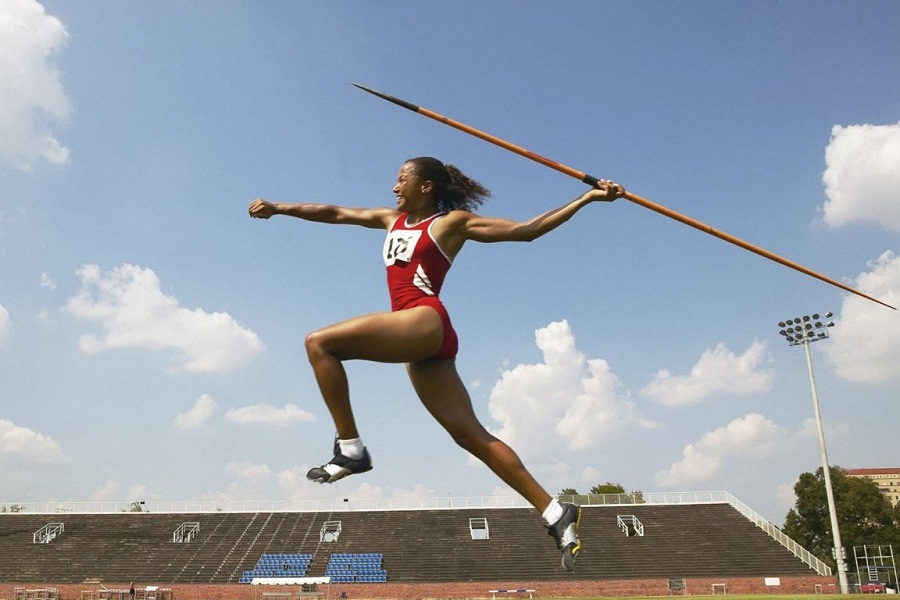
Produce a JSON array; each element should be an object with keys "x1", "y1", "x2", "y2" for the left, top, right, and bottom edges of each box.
[{"x1": 248, "y1": 157, "x2": 624, "y2": 569}]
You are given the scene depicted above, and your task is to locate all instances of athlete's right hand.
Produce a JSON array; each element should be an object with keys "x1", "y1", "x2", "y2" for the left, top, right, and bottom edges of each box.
[
  {"x1": 249, "y1": 198, "x2": 278, "y2": 219},
  {"x1": 588, "y1": 179, "x2": 625, "y2": 202}
]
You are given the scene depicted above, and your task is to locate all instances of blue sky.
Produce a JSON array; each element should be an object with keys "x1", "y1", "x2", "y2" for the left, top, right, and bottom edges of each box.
[{"x1": 2, "y1": 0, "x2": 899, "y2": 525}]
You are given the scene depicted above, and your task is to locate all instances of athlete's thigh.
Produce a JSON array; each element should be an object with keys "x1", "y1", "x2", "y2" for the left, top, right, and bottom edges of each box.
[{"x1": 311, "y1": 306, "x2": 443, "y2": 363}]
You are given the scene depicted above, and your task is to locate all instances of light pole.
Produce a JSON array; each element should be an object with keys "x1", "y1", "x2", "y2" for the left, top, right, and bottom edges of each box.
[{"x1": 778, "y1": 312, "x2": 849, "y2": 594}]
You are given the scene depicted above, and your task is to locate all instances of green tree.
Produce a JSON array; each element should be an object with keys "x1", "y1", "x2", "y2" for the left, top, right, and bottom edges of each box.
[
  {"x1": 590, "y1": 482, "x2": 646, "y2": 504},
  {"x1": 558, "y1": 488, "x2": 589, "y2": 505},
  {"x1": 559, "y1": 483, "x2": 645, "y2": 504},
  {"x1": 590, "y1": 482, "x2": 626, "y2": 495},
  {"x1": 783, "y1": 466, "x2": 900, "y2": 569}
]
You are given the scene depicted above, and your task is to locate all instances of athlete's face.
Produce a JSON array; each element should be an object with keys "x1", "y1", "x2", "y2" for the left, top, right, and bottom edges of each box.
[{"x1": 393, "y1": 163, "x2": 433, "y2": 213}]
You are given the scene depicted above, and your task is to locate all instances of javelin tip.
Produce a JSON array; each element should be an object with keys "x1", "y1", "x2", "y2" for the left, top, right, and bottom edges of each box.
[{"x1": 352, "y1": 82, "x2": 419, "y2": 112}]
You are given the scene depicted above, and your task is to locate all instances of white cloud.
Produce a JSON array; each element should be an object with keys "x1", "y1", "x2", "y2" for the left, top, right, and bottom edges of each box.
[
  {"x1": 90, "y1": 480, "x2": 119, "y2": 501},
  {"x1": 274, "y1": 466, "x2": 317, "y2": 500},
  {"x1": 824, "y1": 251, "x2": 900, "y2": 383},
  {"x1": 90, "y1": 481, "x2": 152, "y2": 504},
  {"x1": 205, "y1": 462, "x2": 438, "y2": 504},
  {"x1": 821, "y1": 122, "x2": 900, "y2": 232},
  {"x1": 227, "y1": 461, "x2": 273, "y2": 480},
  {"x1": 640, "y1": 341, "x2": 772, "y2": 407},
  {"x1": 579, "y1": 465, "x2": 602, "y2": 484},
  {"x1": 0, "y1": 0, "x2": 71, "y2": 170},
  {"x1": 0, "y1": 418, "x2": 69, "y2": 464},
  {"x1": 40, "y1": 272, "x2": 56, "y2": 290},
  {"x1": 174, "y1": 394, "x2": 219, "y2": 430},
  {"x1": 486, "y1": 320, "x2": 655, "y2": 458},
  {"x1": 225, "y1": 403, "x2": 315, "y2": 427},
  {"x1": 126, "y1": 484, "x2": 148, "y2": 503},
  {"x1": 274, "y1": 467, "x2": 438, "y2": 504},
  {"x1": 0, "y1": 304, "x2": 10, "y2": 349},
  {"x1": 66, "y1": 264, "x2": 264, "y2": 373},
  {"x1": 776, "y1": 481, "x2": 798, "y2": 517},
  {"x1": 655, "y1": 413, "x2": 783, "y2": 486},
  {"x1": 797, "y1": 417, "x2": 819, "y2": 439},
  {"x1": 193, "y1": 461, "x2": 274, "y2": 501},
  {"x1": 196, "y1": 461, "x2": 278, "y2": 501}
]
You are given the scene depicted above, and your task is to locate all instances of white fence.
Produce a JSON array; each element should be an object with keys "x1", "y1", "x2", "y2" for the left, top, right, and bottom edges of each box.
[{"x1": 2, "y1": 490, "x2": 744, "y2": 515}]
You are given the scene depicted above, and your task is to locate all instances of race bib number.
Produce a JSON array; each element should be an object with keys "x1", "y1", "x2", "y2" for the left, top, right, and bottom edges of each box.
[{"x1": 383, "y1": 229, "x2": 421, "y2": 266}]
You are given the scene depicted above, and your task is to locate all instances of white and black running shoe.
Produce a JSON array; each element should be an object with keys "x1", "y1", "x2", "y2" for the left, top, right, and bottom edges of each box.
[
  {"x1": 306, "y1": 438, "x2": 373, "y2": 484},
  {"x1": 546, "y1": 502, "x2": 581, "y2": 570}
]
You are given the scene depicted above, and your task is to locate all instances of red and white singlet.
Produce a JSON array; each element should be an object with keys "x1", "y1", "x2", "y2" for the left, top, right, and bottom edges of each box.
[{"x1": 383, "y1": 212, "x2": 458, "y2": 359}]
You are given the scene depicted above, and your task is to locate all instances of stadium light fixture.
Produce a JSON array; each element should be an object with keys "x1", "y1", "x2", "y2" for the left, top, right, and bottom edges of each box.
[{"x1": 776, "y1": 311, "x2": 848, "y2": 594}]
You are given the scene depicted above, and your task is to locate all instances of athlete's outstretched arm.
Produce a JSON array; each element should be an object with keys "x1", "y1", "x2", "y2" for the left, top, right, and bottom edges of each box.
[
  {"x1": 248, "y1": 198, "x2": 397, "y2": 230},
  {"x1": 445, "y1": 181, "x2": 624, "y2": 247}
]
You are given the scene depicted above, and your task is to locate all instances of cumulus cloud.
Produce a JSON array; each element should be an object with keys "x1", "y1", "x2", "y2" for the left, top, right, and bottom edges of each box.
[
  {"x1": 65, "y1": 264, "x2": 263, "y2": 373},
  {"x1": 0, "y1": 418, "x2": 69, "y2": 464},
  {"x1": 225, "y1": 403, "x2": 315, "y2": 427},
  {"x1": 824, "y1": 251, "x2": 900, "y2": 383},
  {"x1": 486, "y1": 320, "x2": 655, "y2": 457},
  {"x1": 0, "y1": 304, "x2": 10, "y2": 349},
  {"x1": 640, "y1": 341, "x2": 772, "y2": 407},
  {"x1": 820, "y1": 122, "x2": 900, "y2": 231},
  {"x1": 655, "y1": 413, "x2": 784, "y2": 486},
  {"x1": 0, "y1": 0, "x2": 71, "y2": 170},
  {"x1": 174, "y1": 394, "x2": 219, "y2": 430}
]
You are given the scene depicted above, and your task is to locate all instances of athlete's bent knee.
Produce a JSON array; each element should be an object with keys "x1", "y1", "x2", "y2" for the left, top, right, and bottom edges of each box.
[{"x1": 305, "y1": 329, "x2": 330, "y2": 362}]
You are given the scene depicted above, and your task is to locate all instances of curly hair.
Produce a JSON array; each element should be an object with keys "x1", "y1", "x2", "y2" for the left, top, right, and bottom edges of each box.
[{"x1": 404, "y1": 157, "x2": 492, "y2": 213}]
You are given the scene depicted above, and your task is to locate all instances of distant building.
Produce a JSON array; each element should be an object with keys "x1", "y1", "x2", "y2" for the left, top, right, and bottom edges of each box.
[{"x1": 846, "y1": 468, "x2": 900, "y2": 507}]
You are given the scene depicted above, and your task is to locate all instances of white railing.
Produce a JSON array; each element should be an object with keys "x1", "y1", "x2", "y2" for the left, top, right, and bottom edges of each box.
[
  {"x1": 0, "y1": 490, "x2": 737, "y2": 514},
  {"x1": 1, "y1": 496, "x2": 533, "y2": 514},
  {"x1": 173, "y1": 521, "x2": 200, "y2": 543},
  {"x1": 722, "y1": 491, "x2": 832, "y2": 576},
  {"x1": 33, "y1": 522, "x2": 64, "y2": 544},
  {"x1": 617, "y1": 514, "x2": 644, "y2": 537}
]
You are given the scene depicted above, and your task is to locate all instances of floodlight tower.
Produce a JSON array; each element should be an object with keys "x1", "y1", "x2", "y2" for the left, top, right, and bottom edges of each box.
[{"x1": 777, "y1": 312, "x2": 849, "y2": 594}]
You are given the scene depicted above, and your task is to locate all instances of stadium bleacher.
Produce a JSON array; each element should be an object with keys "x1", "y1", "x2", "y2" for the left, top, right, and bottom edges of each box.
[{"x1": 0, "y1": 503, "x2": 824, "y2": 585}]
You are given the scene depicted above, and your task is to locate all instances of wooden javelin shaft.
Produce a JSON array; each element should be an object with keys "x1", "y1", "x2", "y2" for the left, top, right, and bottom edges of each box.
[{"x1": 352, "y1": 83, "x2": 895, "y2": 310}]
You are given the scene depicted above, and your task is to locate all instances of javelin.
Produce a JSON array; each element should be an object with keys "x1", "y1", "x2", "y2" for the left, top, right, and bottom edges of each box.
[{"x1": 352, "y1": 83, "x2": 895, "y2": 311}]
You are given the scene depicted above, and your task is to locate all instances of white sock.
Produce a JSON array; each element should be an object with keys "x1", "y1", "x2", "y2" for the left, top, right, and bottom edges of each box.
[
  {"x1": 542, "y1": 498, "x2": 564, "y2": 525},
  {"x1": 338, "y1": 437, "x2": 364, "y2": 460}
]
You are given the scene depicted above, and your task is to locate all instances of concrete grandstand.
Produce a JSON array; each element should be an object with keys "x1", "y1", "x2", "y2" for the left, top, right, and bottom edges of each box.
[{"x1": 0, "y1": 492, "x2": 836, "y2": 599}]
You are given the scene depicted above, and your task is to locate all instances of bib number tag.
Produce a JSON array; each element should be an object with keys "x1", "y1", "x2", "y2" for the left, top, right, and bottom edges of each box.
[{"x1": 383, "y1": 229, "x2": 421, "y2": 266}]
